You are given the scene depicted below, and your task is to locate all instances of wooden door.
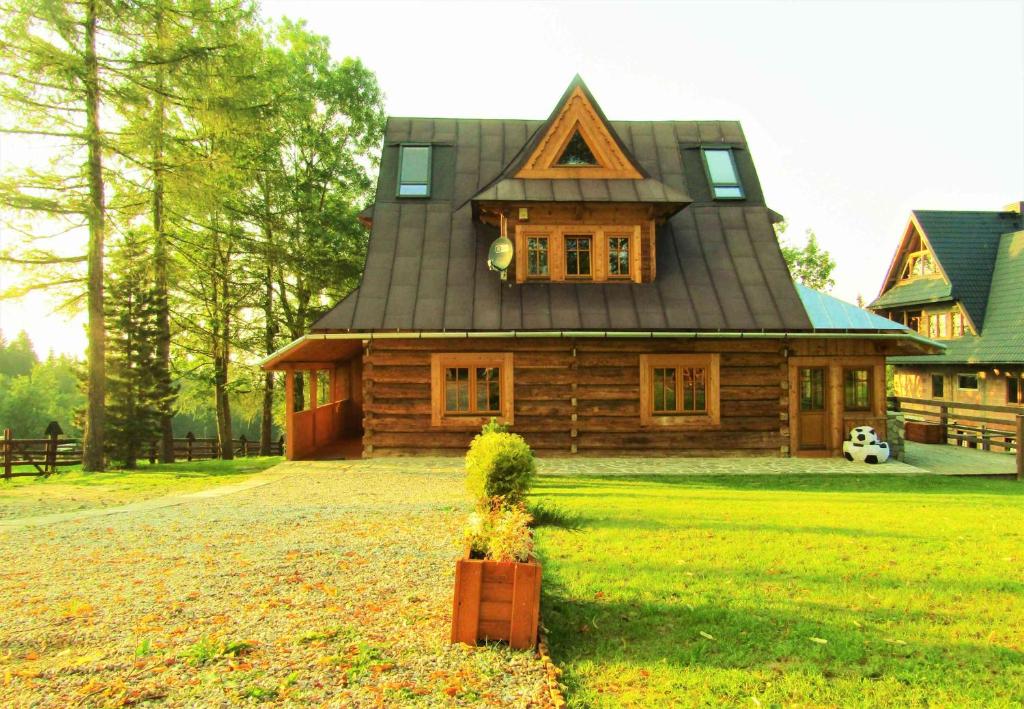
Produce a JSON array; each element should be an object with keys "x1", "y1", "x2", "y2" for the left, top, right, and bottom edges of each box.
[{"x1": 798, "y1": 367, "x2": 828, "y2": 450}]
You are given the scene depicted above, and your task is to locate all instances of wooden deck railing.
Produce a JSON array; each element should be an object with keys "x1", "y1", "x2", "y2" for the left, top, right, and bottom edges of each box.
[
  {"x1": 888, "y1": 396, "x2": 1023, "y2": 478},
  {"x1": 2, "y1": 426, "x2": 285, "y2": 479}
]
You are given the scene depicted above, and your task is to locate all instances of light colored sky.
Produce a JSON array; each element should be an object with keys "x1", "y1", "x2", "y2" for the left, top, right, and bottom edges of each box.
[{"x1": 2, "y1": 0, "x2": 1022, "y2": 356}]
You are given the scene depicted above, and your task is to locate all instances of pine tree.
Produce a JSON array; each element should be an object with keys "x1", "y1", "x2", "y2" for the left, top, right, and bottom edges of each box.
[{"x1": 104, "y1": 231, "x2": 173, "y2": 468}]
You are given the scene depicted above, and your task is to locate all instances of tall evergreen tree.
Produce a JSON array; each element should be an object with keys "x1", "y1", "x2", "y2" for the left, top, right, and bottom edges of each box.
[{"x1": 104, "y1": 230, "x2": 170, "y2": 468}]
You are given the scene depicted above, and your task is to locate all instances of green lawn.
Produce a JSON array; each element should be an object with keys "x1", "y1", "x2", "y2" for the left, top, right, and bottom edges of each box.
[
  {"x1": 0, "y1": 457, "x2": 282, "y2": 520},
  {"x1": 531, "y1": 474, "x2": 1024, "y2": 708}
]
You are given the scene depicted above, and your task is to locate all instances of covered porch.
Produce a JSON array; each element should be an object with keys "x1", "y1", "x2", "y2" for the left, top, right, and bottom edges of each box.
[{"x1": 263, "y1": 336, "x2": 365, "y2": 461}]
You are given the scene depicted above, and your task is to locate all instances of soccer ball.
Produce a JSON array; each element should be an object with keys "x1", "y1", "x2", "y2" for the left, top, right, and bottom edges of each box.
[{"x1": 850, "y1": 426, "x2": 878, "y2": 444}]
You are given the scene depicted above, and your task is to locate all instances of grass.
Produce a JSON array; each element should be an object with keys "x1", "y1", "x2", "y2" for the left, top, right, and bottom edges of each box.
[
  {"x1": 531, "y1": 473, "x2": 1024, "y2": 708},
  {"x1": 0, "y1": 457, "x2": 282, "y2": 520}
]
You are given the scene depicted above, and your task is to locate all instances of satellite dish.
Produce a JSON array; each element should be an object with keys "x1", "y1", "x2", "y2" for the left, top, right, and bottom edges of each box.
[{"x1": 487, "y1": 235, "x2": 514, "y2": 276}]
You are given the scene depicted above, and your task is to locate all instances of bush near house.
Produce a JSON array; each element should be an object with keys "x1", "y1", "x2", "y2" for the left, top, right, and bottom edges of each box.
[{"x1": 465, "y1": 422, "x2": 536, "y2": 505}]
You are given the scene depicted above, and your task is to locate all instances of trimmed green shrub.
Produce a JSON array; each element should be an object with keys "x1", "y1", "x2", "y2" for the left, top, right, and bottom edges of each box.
[
  {"x1": 465, "y1": 429, "x2": 536, "y2": 504},
  {"x1": 481, "y1": 417, "x2": 509, "y2": 435}
]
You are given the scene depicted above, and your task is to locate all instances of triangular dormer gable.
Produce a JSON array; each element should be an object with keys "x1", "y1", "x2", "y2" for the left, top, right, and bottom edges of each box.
[
  {"x1": 879, "y1": 216, "x2": 949, "y2": 292},
  {"x1": 514, "y1": 76, "x2": 645, "y2": 180}
]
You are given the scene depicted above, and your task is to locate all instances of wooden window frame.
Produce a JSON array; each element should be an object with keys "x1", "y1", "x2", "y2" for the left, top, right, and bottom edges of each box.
[
  {"x1": 606, "y1": 233, "x2": 632, "y2": 279},
  {"x1": 514, "y1": 224, "x2": 641, "y2": 284},
  {"x1": 525, "y1": 235, "x2": 550, "y2": 280},
  {"x1": 431, "y1": 353, "x2": 514, "y2": 428},
  {"x1": 842, "y1": 367, "x2": 872, "y2": 412},
  {"x1": 639, "y1": 354, "x2": 720, "y2": 428},
  {"x1": 563, "y1": 233, "x2": 594, "y2": 280},
  {"x1": 900, "y1": 248, "x2": 934, "y2": 280},
  {"x1": 396, "y1": 143, "x2": 431, "y2": 198}
]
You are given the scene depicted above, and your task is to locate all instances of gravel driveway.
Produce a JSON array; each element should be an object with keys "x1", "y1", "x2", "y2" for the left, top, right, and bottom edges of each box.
[{"x1": 0, "y1": 459, "x2": 551, "y2": 707}]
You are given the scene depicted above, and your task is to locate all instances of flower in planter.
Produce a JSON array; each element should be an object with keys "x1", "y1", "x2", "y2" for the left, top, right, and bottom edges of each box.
[{"x1": 462, "y1": 500, "x2": 534, "y2": 563}]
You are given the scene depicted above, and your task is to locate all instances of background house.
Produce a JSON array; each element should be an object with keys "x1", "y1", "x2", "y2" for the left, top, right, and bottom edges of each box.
[
  {"x1": 264, "y1": 77, "x2": 936, "y2": 459},
  {"x1": 869, "y1": 205, "x2": 1024, "y2": 405}
]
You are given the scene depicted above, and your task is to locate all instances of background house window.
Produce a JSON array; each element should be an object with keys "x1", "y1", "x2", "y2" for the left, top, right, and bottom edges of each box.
[
  {"x1": 397, "y1": 144, "x2": 431, "y2": 197},
  {"x1": 607, "y1": 236, "x2": 631, "y2": 277},
  {"x1": 937, "y1": 313, "x2": 948, "y2": 338},
  {"x1": 957, "y1": 373, "x2": 978, "y2": 391},
  {"x1": 927, "y1": 314, "x2": 939, "y2": 339},
  {"x1": 1008, "y1": 378, "x2": 1022, "y2": 405},
  {"x1": 526, "y1": 236, "x2": 549, "y2": 278},
  {"x1": 702, "y1": 148, "x2": 744, "y2": 199},
  {"x1": 565, "y1": 235, "x2": 592, "y2": 277},
  {"x1": 951, "y1": 312, "x2": 964, "y2": 337},
  {"x1": 431, "y1": 353, "x2": 514, "y2": 427},
  {"x1": 843, "y1": 368, "x2": 871, "y2": 410},
  {"x1": 640, "y1": 354, "x2": 720, "y2": 427},
  {"x1": 932, "y1": 374, "x2": 944, "y2": 398},
  {"x1": 900, "y1": 250, "x2": 934, "y2": 279}
]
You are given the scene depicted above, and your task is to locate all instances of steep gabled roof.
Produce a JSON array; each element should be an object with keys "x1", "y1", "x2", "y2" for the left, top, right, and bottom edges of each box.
[
  {"x1": 313, "y1": 115, "x2": 810, "y2": 333},
  {"x1": 892, "y1": 230, "x2": 1024, "y2": 364},
  {"x1": 912, "y1": 210, "x2": 1021, "y2": 329},
  {"x1": 872, "y1": 210, "x2": 1022, "y2": 329}
]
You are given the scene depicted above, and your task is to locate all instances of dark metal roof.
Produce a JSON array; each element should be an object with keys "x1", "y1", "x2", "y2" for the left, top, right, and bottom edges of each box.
[
  {"x1": 471, "y1": 177, "x2": 691, "y2": 206},
  {"x1": 314, "y1": 106, "x2": 812, "y2": 333}
]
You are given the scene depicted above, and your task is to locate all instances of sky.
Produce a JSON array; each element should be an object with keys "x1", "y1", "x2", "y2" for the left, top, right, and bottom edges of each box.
[{"x1": 1, "y1": 0, "x2": 1022, "y2": 357}]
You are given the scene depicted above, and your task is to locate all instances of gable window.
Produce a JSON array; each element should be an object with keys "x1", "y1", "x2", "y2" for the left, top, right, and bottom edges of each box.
[
  {"x1": 557, "y1": 129, "x2": 598, "y2": 166},
  {"x1": 1009, "y1": 378, "x2": 1022, "y2": 405},
  {"x1": 526, "y1": 236, "x2": 549, "y2": 278},
  {"x1": 702, "y1": 148, "x2": 744, "y2": 199},
  {"x1": 843, "y1": 369, "x2": 871, "y2": 411},
  {"x1": 640, "y1": 354, "x2": 720, "y2": 427},
  {"x1": 607, "y1": 236, "x2": 631, "y2": 278},
  {"x1": 927, "y1": 314, "x2": 938, "y2": 339},
  {"x1": 957, "y1": 373, "x2": 978, "y2": 391},
  {"x1": 565, "y1": 235, "x2": 592, "y2": 278},
  {"x1": 931, "y1": 374, "x2": 945, "y2": 398},
  {"x1": 431, "y1": 353, "x2": 513, "y2": 427},
  {"x1": 397, "y1": 144, "x2": 431, "y2": 197},
  {"x1": 900, "y1": 249, "x2": 934, "y2": 280}
]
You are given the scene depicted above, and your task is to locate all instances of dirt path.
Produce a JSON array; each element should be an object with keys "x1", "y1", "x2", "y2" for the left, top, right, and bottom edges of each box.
[{"x1": 0, "y1": 460, "x2": 550, "y2": 707}]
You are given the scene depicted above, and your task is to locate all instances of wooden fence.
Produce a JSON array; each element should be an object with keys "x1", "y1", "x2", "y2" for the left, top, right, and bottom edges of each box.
[
  {"x1": 2, "y1": 427, "x2": 285, "y2": 479},
  {"x1": 888, "y1": 396, "x2": 1023, "y2": 478}
]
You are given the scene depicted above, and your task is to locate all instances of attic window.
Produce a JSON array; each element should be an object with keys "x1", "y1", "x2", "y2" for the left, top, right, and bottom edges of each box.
[
  {"x1": 702, "y1": 148, "x2": 744, "y2": 199},
  {"x1": 397, "y1": 144, "x2": 431, "y2": 197},
  {"x1": 900, "y1": 249, "x2": 934, "y2": 279},
  {"x1": 556, "y1": 130, "x2": 598, "y2": 166}
]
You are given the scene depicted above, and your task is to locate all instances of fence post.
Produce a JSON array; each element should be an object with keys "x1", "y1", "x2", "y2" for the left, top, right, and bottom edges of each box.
[
  {"x1": 239, "y1": 434, "x2": 248, "y2": 457},
  {"x1": 186, "y1": 432, "x2": 195, "y2": 462},
  {"x1": 980, "y1": 424, "x2": 990, "y2": 452},
  {"x1": 1016, "y1": 415, "x2": 1022, "y2": 482},
  {"x1": 278, "y1": 435, "x2": 285, "y2": 457},
  {"x1": 2, "y1": 428, "x2": 10, "y2": 479},
  {"x1": 44, "y1": 421, "x2": 62, "y2": 475},
  {"x1": 939, "y1": 404, "x2": 948, "y2": 443}
]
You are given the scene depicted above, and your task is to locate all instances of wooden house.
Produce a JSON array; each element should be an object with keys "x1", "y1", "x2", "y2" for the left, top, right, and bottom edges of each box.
[
  {"x1": 263, "y1": 76, "x2": 937, "y2": 459},
  {"x1": 869, "y1": 205, "x2": 1024, "y2": 417}
]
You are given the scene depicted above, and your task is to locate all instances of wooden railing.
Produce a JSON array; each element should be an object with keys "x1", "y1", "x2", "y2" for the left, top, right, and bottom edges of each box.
[
  {"x1": 2, "y1": 427, "x2": 285, "y2": 479},
  {"x1": 888, "y1": 396, "x2": 1023, "y2": 478}
]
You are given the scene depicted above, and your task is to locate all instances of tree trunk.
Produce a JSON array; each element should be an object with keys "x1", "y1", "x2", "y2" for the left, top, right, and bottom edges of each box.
[
  {"x1": 81, "y1": 0, "x2": 106, "y2": 472},
  {"x1": 152, "y1": 7, "x2": 175, "y2": 463},
  {"x1": 216, "y1": 260, "x2": 233, "y2": 460},
  {"x1": 260, "y1": 269, "x2": 274, "y2": 455}
]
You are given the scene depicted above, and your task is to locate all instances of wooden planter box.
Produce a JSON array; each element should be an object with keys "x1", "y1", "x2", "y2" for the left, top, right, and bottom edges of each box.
[
  {"x1": 906, "y1": 421, "x2": 947, "y2": 444},
  {"x1": 451, "y1": 555, "x2": 541, "y2": 650}
]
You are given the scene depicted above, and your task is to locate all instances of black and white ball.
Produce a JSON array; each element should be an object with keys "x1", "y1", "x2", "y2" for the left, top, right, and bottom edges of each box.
[{"x1": 850, "y1": 426, "x2": 878, "y2": 444}]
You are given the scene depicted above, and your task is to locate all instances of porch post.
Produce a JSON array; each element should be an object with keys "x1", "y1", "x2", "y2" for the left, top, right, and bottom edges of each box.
[
  {"x1": 309, "y1": 368, "x2": 318, "y2": 448},
  {"x1": 284, "y1": 368, "x2": 296, "y2": 461}
]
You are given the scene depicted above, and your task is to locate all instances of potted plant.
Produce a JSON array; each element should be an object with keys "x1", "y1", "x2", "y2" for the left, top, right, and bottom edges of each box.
[
  {"x1": 451, "y1": 421, "x2": 541, "y2": 650},
  {"x1": 451, "y1": 502, "x2": 541, "y2": 650}
]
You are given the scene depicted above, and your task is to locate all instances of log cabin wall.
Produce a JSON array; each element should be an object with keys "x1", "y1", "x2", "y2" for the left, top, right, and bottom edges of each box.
[{"x1": 362, "y1": 337, "x2": 797, "y2": 457}]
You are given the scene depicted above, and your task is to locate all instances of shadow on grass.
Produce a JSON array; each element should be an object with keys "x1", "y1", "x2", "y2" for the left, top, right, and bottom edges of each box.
[{"x1": 541, "y1": 592, "x2": 1024, "y2": 703}]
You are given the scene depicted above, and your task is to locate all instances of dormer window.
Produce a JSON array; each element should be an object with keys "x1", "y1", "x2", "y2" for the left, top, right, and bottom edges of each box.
[
  {"x1": 702, "y1": 148, "x2": 744, "y2": 199},
  {"x1": 397, "y1": 144, "x2": 431, "y2": 197},
  {"x1": 557, "y1": 129, "x2": 598, "y2": 166},
  {"x1": 565, "y1": 235, "x2": 593, "y2": 278}
]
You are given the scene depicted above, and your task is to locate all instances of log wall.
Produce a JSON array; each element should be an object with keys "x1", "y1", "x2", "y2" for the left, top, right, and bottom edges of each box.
[{"x1": 363, "y1": 337, "x2": 800, "y2": 457}]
